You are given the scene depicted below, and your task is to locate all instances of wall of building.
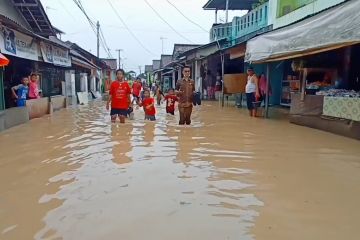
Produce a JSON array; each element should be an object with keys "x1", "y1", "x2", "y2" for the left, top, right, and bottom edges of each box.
[
  {"x1": 0, "y1": 0, "x2": 31, "y2": 29},
  {"x1": 269, "y1": 0, "x2": 346, "y2": 29}
]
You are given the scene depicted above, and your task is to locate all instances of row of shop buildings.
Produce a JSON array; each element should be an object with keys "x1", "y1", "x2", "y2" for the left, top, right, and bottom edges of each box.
[
  {"x1": 146, "y1": 0, "x2": 360, "y2": 139},
  {"x1": 0, "y1": 0, "x2": 117, "y2": 131}
]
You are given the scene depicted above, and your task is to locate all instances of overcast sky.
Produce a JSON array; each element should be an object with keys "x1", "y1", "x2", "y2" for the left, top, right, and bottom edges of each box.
[{"x1": 41, "y1": 0, "x2": 243, "y2": 73}]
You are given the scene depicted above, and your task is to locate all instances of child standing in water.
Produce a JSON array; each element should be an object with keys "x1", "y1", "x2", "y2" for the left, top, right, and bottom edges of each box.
[
  {"x1": 11, "y1": 77, "x2": 29, "y2": 107},
  {"x1": 138, "y1": 89, "x2": 156, "y2": 121},
  {"x1": 164, "y1": 88, "x2": 178, "y2": 115}
]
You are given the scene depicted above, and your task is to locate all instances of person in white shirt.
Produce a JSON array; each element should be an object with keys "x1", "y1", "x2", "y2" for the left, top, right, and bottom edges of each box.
[{"x1": 245, "y1": 67, "x2": 260, "y2": 117}]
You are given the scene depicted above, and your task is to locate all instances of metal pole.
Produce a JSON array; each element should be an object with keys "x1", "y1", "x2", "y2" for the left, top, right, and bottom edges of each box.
[
  {"x1": 221, "y1": 52, "x2": 225, "y2": 107},
  {"x1": 96, "y1": 21, "x2": 100, "y2": 58},
  {"x1": 215, "y1": 9, "x2": 218, "y2": 23},
  {"x1": 116, "y1": 49, "x2": 123, "y2": 69},
  {"x1": 265, "y1": 64, "x2": 270, "y2": 118},
  {"x1": 160, "y1": 37, "x2": 166, "y2": 54},
  {"x1": 225, "y1": 0, "x2": 229, "y2": 23}
]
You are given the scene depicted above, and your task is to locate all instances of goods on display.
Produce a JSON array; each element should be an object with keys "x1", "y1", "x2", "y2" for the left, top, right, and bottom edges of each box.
[{"x1": 316, "y1": 89, "x2": 360, "y2": 98}]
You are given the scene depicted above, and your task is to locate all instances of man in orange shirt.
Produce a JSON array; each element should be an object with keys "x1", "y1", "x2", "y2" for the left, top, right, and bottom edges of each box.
[{"x1": 106, "y1": 69, "x2": 131, "y2": 123}]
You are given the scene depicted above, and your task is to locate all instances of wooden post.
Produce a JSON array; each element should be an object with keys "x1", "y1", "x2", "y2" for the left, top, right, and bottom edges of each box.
[
  {"x1": 301, "y1": 68, "x2": 307, "y2": 101},
  {"x1": 221, "y1": 53, "x2": 225, "y2": 107},
  {"x1": 265, "y1": 63, "x2": 270, "y2": 118}
]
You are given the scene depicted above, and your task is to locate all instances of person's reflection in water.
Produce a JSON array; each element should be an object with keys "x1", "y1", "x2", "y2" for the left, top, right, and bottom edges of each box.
[{"x1": 110, "y1": 124, "x2": 133, "y2": 166}]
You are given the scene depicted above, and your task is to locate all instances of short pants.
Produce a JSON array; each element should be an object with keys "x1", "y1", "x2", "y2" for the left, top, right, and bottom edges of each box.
[
  {"x1": 246, "y1": 93, "x2": 256, "y2": 110},
  {"x1": 145, "y1": 115, "x2": 156, "y2": 121},
  {"x1": 17, "y1": 99, "x2": 26, "y2": 107},
  {"x1": 110, "y1": 108, "x2": 128, "y2": 116}
]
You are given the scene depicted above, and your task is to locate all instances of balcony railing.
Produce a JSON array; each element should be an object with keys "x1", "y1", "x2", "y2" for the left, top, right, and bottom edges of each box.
[
  {"x1": 210, "y1": 22, "x2": 232, "y2": 42},
  {"x1": 232, "y1": 1, "x2": 269, "y2": 40},
  {"x1": 209, "y1": 2, "x2": 270, "y2": 43}
]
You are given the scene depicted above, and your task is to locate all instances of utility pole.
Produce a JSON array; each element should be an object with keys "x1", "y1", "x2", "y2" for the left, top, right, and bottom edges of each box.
[
  {"x1": 225, "y1": 0, "x2": 229, "y2": 23},
  {"x1": 138, "y1": 66, "x2": 142, "y2": 75},
  {"x1": 116, "y1": 49, "x2": 123, "y2": 69},
  {"x1": 160, "y1": 37, "x2": 166, "y2": 54},
  {"x1": 96, "y1": 21, "x2": 100, "y2": 58}
]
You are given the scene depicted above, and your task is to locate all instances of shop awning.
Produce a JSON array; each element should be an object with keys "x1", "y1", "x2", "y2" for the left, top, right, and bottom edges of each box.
[
  {"x1": 226, "y1": 43, "x2": 247, "y2": 60},
  {"x1": 0, "y1": 53, "x2": 9, "y2": 66},
  {"x1": 245, "y1": 0, "x2": 360, "y2": 63},
  {"x1": 179, "y1": 39, "x2": 227, "y2": 61},
  {"x1": 71, "y1": 56, "x2": 98, "y2": 70}
]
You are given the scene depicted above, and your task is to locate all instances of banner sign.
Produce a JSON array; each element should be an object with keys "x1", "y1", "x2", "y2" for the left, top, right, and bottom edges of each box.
[
  {"x1": 0, "y1": 25, "x2": 39, "y2": 61},
  {"x1": 40, "y1": 42, "x2": 71, "y2": 67}
]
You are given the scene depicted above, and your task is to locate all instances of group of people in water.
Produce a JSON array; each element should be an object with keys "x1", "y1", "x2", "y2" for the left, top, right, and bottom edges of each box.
[{"x1": 106, "y1": 66, "x2": 195, "y2": 125}]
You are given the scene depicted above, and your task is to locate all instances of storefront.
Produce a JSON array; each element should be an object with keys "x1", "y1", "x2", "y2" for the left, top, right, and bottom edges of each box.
[
  {"x1": 38, "y1": 40, "x2": 71, "y2": 97},
  {"x1": 245, "y1": 0, "x2": 360, "y2": 139},
  {"x1": 0, "y1": 53, "x2": 9, "y2": 111}
]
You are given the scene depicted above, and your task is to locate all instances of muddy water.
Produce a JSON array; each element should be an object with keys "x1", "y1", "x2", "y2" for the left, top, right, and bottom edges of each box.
[{"x1": 0, "y1": 101, "x2": 359, "y2": 240}]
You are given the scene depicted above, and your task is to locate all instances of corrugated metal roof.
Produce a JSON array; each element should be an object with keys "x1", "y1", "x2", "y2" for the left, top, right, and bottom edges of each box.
[
  {"x1": 203, "y1": 0, "x2": 257, "y2": 10},
  {"x1": 12, "y1": 0, "x2": 56, "y2": 36}
]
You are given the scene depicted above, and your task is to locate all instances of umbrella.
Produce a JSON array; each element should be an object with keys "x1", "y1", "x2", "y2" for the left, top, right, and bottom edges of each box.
[{"x1": 0, "y1": 53, "x2": 9, "y2": 67}]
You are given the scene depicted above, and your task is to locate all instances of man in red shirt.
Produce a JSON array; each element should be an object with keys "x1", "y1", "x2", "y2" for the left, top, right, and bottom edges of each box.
[
  {"x1": 106, "y1": 69, "x2": 131, "y2": 123},
  {"x1": 164, "y1": 88, "x2": 178, "y2": 115},
  {"x1": 132, "y1": 77, "x2": 142, "y2": 104}
]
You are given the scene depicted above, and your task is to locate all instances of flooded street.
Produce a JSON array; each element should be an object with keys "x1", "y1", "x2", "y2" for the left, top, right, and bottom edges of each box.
[{"x1": 0, "y1": 101, "x2": 360, "y2": 240}]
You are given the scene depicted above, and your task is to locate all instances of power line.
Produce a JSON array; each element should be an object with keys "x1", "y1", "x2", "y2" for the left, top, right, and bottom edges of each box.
[
  {"x1": 106, "y1": 0, "x2": 157, "y2": 57},
  {"x1": 165, "y1": 0, "x2": 209, "y2": 33},
  {"x1": 56, "y1": 0, "x2": 76, "y2": 21},
  {"x1": 72, "y1": 0, "x2": 112, "y2": 57},
  {"x1": 143, "y1": 0, "x2": 194, "y2": 44}
]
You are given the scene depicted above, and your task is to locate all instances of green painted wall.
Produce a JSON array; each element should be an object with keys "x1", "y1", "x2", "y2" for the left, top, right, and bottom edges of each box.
[
  {"x1": 277, "y1": 0, "x2": 315, "y2": 17},
  {"x1": 270, "y1": 0, "x2": 346, "y2": 29}
]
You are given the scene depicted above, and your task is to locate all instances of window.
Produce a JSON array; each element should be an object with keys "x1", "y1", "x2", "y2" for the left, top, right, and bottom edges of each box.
[
  {"x1": 251, "y1": 13, "x2": 254, "y2": 25},
  {"x1": 222, "y1": 27, "x2": 224, "y2": 36},
  {"x1": 247, "y1": 15, "x2": 250, "y2": 27},
  {"x1": 255, "y1": 11, "x2": 258, "y2": 23},
  {"x1": 260, "y1": 8, "x2": 263, "y2": 21}
]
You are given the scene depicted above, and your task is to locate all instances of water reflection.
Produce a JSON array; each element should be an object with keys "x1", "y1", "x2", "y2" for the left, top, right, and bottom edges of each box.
[{"x1": 1, "y1": 101, "x2": 262, "y2": 239}]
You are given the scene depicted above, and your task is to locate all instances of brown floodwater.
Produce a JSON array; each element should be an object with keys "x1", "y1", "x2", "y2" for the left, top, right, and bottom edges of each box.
[{"x1": 0, "y1": 101, "x2": 359, "y2": 240}]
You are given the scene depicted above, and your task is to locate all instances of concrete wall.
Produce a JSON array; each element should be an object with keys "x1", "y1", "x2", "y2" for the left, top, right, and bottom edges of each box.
[
  {"x1": 4, "y1": 107, "x2": 29, "y2": 130},
  {"x1": 0, "y1": 0, "x2": 31, "y2": 29},
  {"x1": 269, "y1": 0, "x2": 346, "y2": 29},
  {"x1": 27, "y1": 98, "x2": 50, "y2": 119},
  {"x1": 50, "y1": 96, "x2": 66, "y2": 112},
  {"x1": 0, "y1": 111, "x2": 5, "y2": 131}
]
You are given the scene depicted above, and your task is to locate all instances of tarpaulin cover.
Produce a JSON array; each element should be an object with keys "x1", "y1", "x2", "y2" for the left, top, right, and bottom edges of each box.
[{"x1": 245, "y1": 0, "x2": 360, "y2": 63}]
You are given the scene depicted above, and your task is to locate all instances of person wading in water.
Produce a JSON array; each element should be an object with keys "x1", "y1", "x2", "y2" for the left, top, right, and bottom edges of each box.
[
  {"x1": 106, "y1": 69, "x2": 131, "y2": 123},
  {"x1": 176, "y1": 66, "x2": 195, "y2": 125}
]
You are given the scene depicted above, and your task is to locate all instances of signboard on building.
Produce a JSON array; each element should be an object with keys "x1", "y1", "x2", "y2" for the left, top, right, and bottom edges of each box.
[
  {"x1": 40, "y1": 42, "x2": 71, "y2": 67},
  {"x1": 0, "y1": 25, "x2": 40, "y2": 61}
]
